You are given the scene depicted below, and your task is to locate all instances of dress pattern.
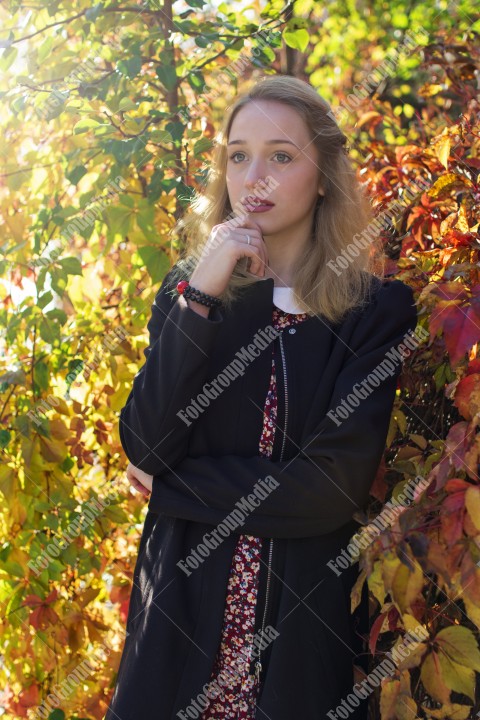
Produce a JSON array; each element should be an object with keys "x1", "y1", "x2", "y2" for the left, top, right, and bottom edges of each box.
[{"x1": 200, "y1": 304, "x2": 309, "y2": 719}]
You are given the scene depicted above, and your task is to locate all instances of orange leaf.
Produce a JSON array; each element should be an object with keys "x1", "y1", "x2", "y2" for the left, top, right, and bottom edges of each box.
[{"x1": 454, "y1": 373, "x2": 480, "y2": 420}]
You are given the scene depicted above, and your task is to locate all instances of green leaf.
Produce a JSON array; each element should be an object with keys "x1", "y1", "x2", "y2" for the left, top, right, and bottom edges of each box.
[
  {"x1": 85, "y1": 3, "x2": 102, "y2": 21},
  {"x1": 0, "y1": 46, "x2": 17, "y2": 72},
  {"x1": 73, "y1": 118, "x2": 106, "y2": 134},
  {"x1": 38, "y1": 37, "x2": 54, "y2": 63},
  {"x1": 58, "y1": 256, "x2": 83, "y2": 275},
  {"x1": 39, "y1": 318, "x2": 60, "y2": 344},
  {"x1": 193, "y1": 137, "x2": 214, "y2": 156},
  {"x1": 137, "y1": 246, "x2": 170, "y2": 283},
  {"x1": 187, "y1": 71, "x2": 206, "y2": 92},
  {"x1": 149, "y1": 129, "x2": 174, "y2": 143},
  {"x1": 155, "y1": 64, "x2": 178, "y2": 91},
  {"x1": 118, "y1": 97, "x2": 137, "y2": 111},
  {"x1": 37, "y1": 291, "x2": 53, "y2": 309},
  {"x1": 105, "y1": 205, "x2": 134, "y2": 236},
  {"x1": 45, "y1": 309, "x2": 68, "y2": 325},
  {"x1": 33, "y1": 361, "x2": 50, "y2": 392},
  {"x1": 117, "y1": 56, "x2": 142, "y2": 79},
  {"x1": 48, "y1": 709, "x2": 65, "y2": 720},
  {"x1": 66, "y1": 165, "x2": 88, "y2": 185},
  {"x1": 0, "y1": 430, "x2": 11, "y2": 449},
  {"x1": 283, "y1": 27, "x2": 310, "y2": 52}
]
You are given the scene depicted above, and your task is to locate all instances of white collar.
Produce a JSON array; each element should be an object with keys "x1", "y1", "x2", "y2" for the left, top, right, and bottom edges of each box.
[{"x1": 272, "y1": 286, "x2": 305, "y2": 314}]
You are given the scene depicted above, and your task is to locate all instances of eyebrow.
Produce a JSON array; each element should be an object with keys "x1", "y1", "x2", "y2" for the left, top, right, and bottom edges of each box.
[{"x1": 227, "y1": 139, "x2": 299, "y2": 148}]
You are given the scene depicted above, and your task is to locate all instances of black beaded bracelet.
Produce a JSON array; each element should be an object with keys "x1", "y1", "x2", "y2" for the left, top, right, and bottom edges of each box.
[{"x1": 176, "y1": 280, "x2": 223, "y2": 308}]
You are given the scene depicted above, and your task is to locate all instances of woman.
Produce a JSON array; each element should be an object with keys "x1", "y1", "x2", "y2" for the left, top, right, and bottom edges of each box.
[{"x1": 105, "y1": 75, "x2": 417, "y2": 720}]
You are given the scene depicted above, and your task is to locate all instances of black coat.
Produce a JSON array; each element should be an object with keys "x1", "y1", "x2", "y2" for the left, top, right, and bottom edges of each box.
[{"x1": 105, "y1": 269, "x2": 417, "y2": 720}]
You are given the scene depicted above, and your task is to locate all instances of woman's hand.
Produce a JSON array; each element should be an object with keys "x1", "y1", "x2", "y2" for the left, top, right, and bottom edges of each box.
[
  {"x1": 126, "y1": 462, "x2": 153, "y2": 496},
  {"x1": 188, "y1": 216, "x2": 269, "y2": 299}
]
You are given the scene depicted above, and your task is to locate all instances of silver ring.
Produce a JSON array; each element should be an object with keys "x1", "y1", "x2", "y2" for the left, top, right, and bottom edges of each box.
[{"x1": 246, "y1": 234, "x2": 251, "y2": 245}]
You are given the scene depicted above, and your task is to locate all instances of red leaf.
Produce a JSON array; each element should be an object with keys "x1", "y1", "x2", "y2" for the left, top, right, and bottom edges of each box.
[
  {"x1": 443, "y1": 491, "x2": 466, "y2": 512},
  {"x1": 430, "y1": 282, "x2": 468, "y2": 302},
  {"x1": 369, "y1": 456, "x2": 388, "y2": 502},
  {"x1": 387, "y1": 605, "x2": 400, "y2": 631},
  {"x1": 430, "y1": 302, "x2": 480, "y2": 366},
  {"x1": 454, "y1": 373, "x2": 480, "y2": 420},
  {"x1": 369, "y1": 611, "x2": 387, "y2": 655},
  {"x1": 441, "y1": 493, "x2": 465, "y2": 545},
  {"x1": 444, "y1": 478, "x2": 472, "y2": 493}
]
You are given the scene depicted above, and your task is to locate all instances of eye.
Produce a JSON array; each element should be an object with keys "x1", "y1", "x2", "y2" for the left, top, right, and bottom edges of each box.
[
  {"x1": 228, "y1": 150, "x2": 293, "y2": 164},
  {"x1": 273, "y1": 152, "x2": 291, "y2": 163},
  {"x1": 229, "y1": 152, "x2": 245, "y2": 163}
]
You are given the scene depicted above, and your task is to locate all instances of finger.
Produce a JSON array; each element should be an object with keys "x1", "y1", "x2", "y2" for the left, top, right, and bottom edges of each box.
[
  {"x1": 240, "y1": 233, "x2": 267, "y2": 277},
  {"x1": 132, "y1": 479, "x2": 149, "y2": 497}
]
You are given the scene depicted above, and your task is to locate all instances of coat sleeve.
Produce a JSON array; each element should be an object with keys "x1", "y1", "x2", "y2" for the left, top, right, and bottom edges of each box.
[
  {"x1": 119, "y1": 266, "x2": 224, "y2": 475},
  {"x1": 147, "y1": 280, "x2": 418, "y2": 538}
]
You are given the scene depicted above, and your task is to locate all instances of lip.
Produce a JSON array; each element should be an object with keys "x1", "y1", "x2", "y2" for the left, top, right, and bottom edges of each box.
[
  {"x1": 245, "y1": 204, "x2": 275, "y2": 213},
  {"x1": 242, "y1": 196, "x2": 275, "y2": 212}
]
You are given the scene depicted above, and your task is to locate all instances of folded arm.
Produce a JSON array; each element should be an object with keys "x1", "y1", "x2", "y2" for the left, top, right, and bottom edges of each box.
[{"x1": 147, "y1": 280, "x2": 418, "y2": 538}]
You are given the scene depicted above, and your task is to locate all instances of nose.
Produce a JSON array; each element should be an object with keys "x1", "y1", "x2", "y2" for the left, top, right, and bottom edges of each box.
[{"x1": 244, "y1": 157, "x2": 268, "y2": 192}]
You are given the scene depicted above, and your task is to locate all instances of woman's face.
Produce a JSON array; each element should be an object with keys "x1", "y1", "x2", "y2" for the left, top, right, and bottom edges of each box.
[{"x1": 226, "y1": 99, "x2": 324, "y2": 238}]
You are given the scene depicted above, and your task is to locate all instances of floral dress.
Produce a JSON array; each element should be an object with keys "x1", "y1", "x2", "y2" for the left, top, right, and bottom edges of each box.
[{"x1": 200, "y1": 303, "x2": 310, "y2": 720}]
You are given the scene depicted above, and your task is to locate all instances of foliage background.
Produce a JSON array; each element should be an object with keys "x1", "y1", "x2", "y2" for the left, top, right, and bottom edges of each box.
[{"x1": 0, "y1": 0, "x2": 479, "y2": 717}]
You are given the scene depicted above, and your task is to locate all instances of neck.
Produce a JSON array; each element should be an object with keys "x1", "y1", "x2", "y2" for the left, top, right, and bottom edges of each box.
[
  {"x1": 263, "y1": 237, "x2": 309, "y2": 287},
  {"x1": 261, "y1": 218, "x2": 312, "y2": 286}
]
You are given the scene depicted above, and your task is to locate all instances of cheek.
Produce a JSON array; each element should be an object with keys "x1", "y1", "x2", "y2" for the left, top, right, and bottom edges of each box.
[{"x1": 282, "y1": 170, "x2": 319, "y2": 207}]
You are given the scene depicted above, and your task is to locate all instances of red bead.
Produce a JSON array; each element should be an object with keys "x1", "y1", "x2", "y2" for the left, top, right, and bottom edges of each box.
[{"x1": 176, "y1": 280, "x2": 189, "y2": 294}]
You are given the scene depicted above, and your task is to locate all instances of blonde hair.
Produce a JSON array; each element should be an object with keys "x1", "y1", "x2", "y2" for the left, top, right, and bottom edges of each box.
[{"x1": 167, "y1": 74, "x2": 384, "y2": 324}]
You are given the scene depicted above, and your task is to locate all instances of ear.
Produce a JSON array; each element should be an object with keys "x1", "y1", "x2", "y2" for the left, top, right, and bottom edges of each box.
[{"x1": 318, "y1": 186, "x2": 325, "y2": 197}]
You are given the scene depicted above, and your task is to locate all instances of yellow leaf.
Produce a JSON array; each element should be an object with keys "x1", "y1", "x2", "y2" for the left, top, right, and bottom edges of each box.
[
  {"x1": 427, "y1": 172, "x2": 471, "y2": 199},
  {"x1": 391, "y1": 559, "x2": 424, "y2": 613},
  {"x1": 350, "y1": 567, "x2": 367, "y2": 612},
  {"x1": 422, "y1": 703, "x2": 473, "y2": 719},
  {"x1": 454, "y1": 202, "x2": 470, "y2": 233},
  {"x1": 394, "y1": 639, "x2": 428, "y2": 670},
  {"x1": 465, "y1": 486, "x2": 480, "y2": 532},
  {"x1": 380, "y1": 678, "x2": 400, "y2": 720},
  {"x1": 368, "y1": 560, "x2": 387, "y2": 606},
  {"x1": 356, "y1": 111, "x2": 383, "y2": 128},
  {"x1": 49, "y1": 418, "x2": 70, "y2": 441},
  {"x1": 39, "y1": 435, "x2": 67, "y2": 463},
  {"x1": 421, "y1": 651, "x2": 451, "y2": 704},
  {"x1": 409, "y1": 433, "x2": 428, "y2": 450},
  {"x1": 10, "y1": 497, "x2": 27, "y2": 526},
  {"x1": 0, "y1": 465, "x2": 15, "y2": 499},
  {"x1": 418, "y1": 83, "x2": 444, "y2": 97},
  {"x1": 77, "y1": 587, "x2": 101, "y2": 608},
  {"x1": 4, "y1": 212, "x2": 26, "y2": 241},
  {"x1": 396, "y1": 696, "x2": 418, "y2": 720},
  {"x1": 438, "y1": 652, "x2": 475, "y2": 702},
  {"x1": 435, "y1": 135, "x2": 451, "y2": 170},
  {"x1": 403, "y1": 613, "x2": 428, "y2": 637},
  {"x1": 382, "y1": 553, "x2": 402, "y2": 593},
  {"x1": 395, "y1": 409, "x2": 408, "y2": 435},
  {"x1": 463, "y1": 595, "x2": 480, "y2": 630},
  {"x1": 436, "y1": 625, "x2": 480, "y2": 672}
]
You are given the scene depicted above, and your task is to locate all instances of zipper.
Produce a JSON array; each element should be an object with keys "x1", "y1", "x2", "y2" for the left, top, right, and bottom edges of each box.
[{"x1": 251, "y1": 330, "x2": 289, "y2": 685}]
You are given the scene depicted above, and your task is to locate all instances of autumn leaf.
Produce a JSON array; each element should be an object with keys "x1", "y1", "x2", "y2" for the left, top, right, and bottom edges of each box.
[
  {"x1": 423, "y1": 703, "x2": 473, "y2": 719},
  {"x1": 454, "y1": 373, "x2": 480, "y2": 420},
  {"x1": 430, "y1": 300, "x2": 480, "y2": 367},
  {"x1": 421, "y1": 650, "x2": 451, "y2": 704},
  {"x1": 464, "y1": 486, "x2": 480, "y2": 532},
  {"x1": 21, "y1": 588, "x2": 60, "y2": 630},
  {"x1": 391, "y1": 558, "x2": 425, "y2": 613}
]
